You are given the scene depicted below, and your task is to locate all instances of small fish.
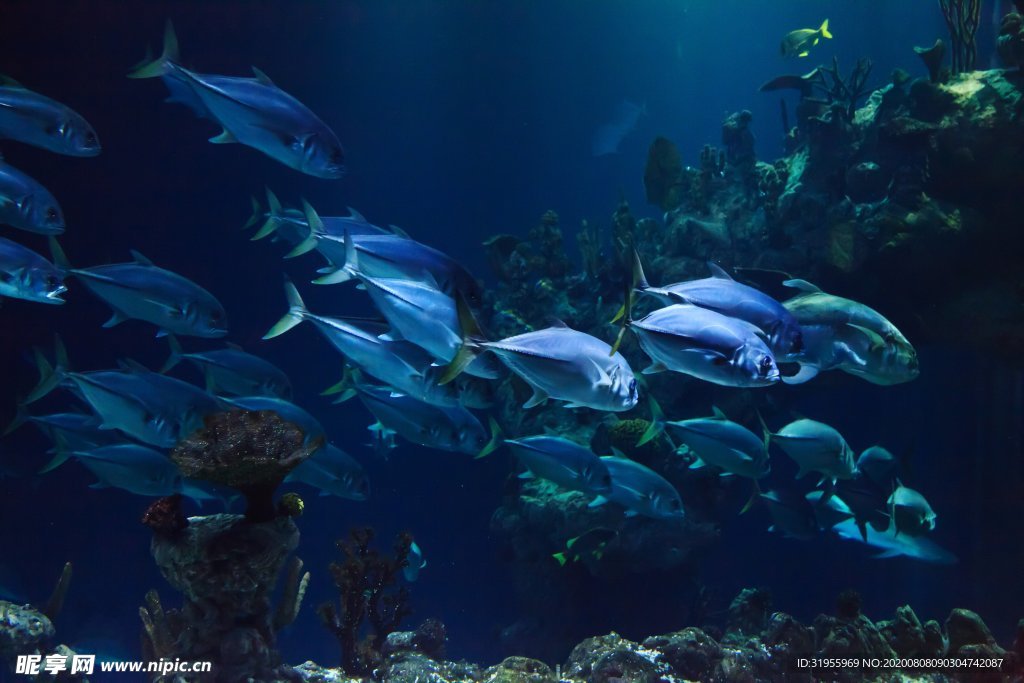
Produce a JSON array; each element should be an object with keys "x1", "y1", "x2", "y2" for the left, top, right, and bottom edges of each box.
[
  {"x1": 0, "y1": 75, "x2": 100, "y2": 156},
  {"x1": 365, "y1": 421, "x2": 398, "y2": 459},
  {"x1": 443, "y1": 300, "x2": 638, "y2": 412},
  {"x1": 130, "y1": 23, "x2": 345, "y2": 178},
  {"x1": 71, "y1": 444, "x2": 181, "y2": 497},
  {"x1": 770, "y1": 418, "x2": 856, "y2": 484},
  {"x1": 856, "y1": 446, "x2": 901, "y2": 488},
  {"x1": 0, "y1": 160, "x2": 65, "y2": 234},
  {"x1": 832, "y1": 518, "x2": 956, "y2": 564},
  {"x1": 834, "y1": 474, "x2": 892, "y2": 542},
  {"x1": 356, "y1": 384, "x2": 500, "y2": 457},
  {"x1": 553, "y1": 527, "x2": 617, "y2": 566},
  {"x1": 760, "y1": 489, "x2": 830, "y2": 540},
  {"x1": 403, "y1": 541, "x2": 427, "y2": 582},
  {"x1": 162, "y1": 335, "x2": 292, "y2": 398},
  {"x1": 664, "y1": 406, "x2": 770, "y2": 480},
  {"x1": 285, "y1": 443, "x2": 369, "y2": 501},
  {"x1": 224, "y1": 395, "x2": 327, "y2": 451},
  {"x1": 0, "y1": 236, "x2": 66, "y2": 304},
  {"x1": 888, "y1": 485, "x2": 937, "y2": 537},
  {"x1": 247, "y1": 189, "x2": 390, "y2": 242},
  {"x1": 630, "y1": 253, "x2": 803, "y2": 357},
  {"x1": 592, "y1": 100, "x2": 644, "y2": 157},
  {"x1": 781, "y1": 19, "x2": 832, "y2": 58},
  {"x1": 6, "y1": 410, "x2": 124, "y2": 473},
  {"x1": 506, "y1": 435, "x2": 613, "y2": 496},
  {"x1": 591, "y1": 455, "x2": 685, "y2": 519},
  {"x1": 781, "y1": 279, "x2": 918, "y2": 385},
  {"x1": 51, "y1": 241, "x2": 227, "y2": 338}
]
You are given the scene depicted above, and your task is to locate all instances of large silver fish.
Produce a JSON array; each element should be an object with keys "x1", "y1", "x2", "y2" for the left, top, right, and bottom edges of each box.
[
  {"x1": 356, "y1": 384, "x2": 499, "y2": 457},
  {"x1": 285, "y1": 443, "x2": 369, "y2": 501},
  {"x1": 162, "y1": 335, "x2": 292, "y2": 398},
  {"x1": 770, "y1": 418, "x2": 856, "y2": 484},
  {"x1": 0, "y1": 236, "x2": 66, "y2": 304},
  {"x1": 0, "y1": 160, "x2": 64, "y2": 234},
  {"x1": 505, "y1": 436, "x2": 613, "y2": 495},
  {"x1": 832, "y1": 518, "x2": 956, "y2": 564},
  {"x1": 626, "y1": 303, "x2": 779, "y2": 387},
  {"x1": 52, "y1": 241, "x2": 227, "y2": 338},
  {"x1": 71, "y1": 444, "x2": 181, "y2": 497},
  {"x1": 129, "y1": 23, "x2": 344, "y2": 179},
  {"x1": 631, "y1": 253, "x2": 803, "y2": 357},
  {"x1": 591, "y1": 455, "x2": 684, "y2": 519},
  {"x1": 782, "y1": 279, "x2": 918, "y2": 385},
  {"x1": 0, "y1": 75, "x2": 100, "y2": 156}
]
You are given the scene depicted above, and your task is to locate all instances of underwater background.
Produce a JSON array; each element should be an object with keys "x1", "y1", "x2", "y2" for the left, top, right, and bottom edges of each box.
[{"x1": 1, "y1": 0, "x2": 1022, "y2": 679}]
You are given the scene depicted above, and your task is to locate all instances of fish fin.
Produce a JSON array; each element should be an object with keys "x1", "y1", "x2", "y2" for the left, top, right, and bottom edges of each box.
[
  {"x1": 711, "y1": 405, "x2": 728, "y2": 419},
  {"x1": 128, "y1": 249, "x2": 154, "y2": 266},
  {"x1": 209, "y1": 129, "x2": 237, "y2": 144},
  {"x1": 781, "y1": 363, "x2": 819, "y2": 385},
  {"x1": 38, "y1": 447, "x2": 72, "y2": 474},
  {"x1": 632, "y1": 249, "x2": 651, "y2": 291},
  {"x1": 128, "y1": 20, "x2": 179, "y2": 78},
  {"x1": 641, "y1": 361, "x2": 668, "y2": 375},
  {"x1": 795, "y1": 465, "x2": 812, "y2": 479},
  {"x1": 782, "y1": 278, "x2": 821, "y2": 293},
  {"x1": 819, "y1": 19, "x2": 832, "y2": 39},
  {"x1": 798, "y1": 51, "x2": 809, "y2": 58},
  {"x1": 439, "y1": 294, "x2": 485, "y2": 385},
  {"x1": 873, "y1": 549, "x2": 902, "y2": 559},
  {"x1": 263, "y1": 279, "x2": 308, "y2": 339},
  {"x1": 250, "y1": 66, "x2": 275, "y2": 86},
  {"x1": 610, "y1": 269, "x2": 635, "y2": 355},
  {"x1": 517, "y1": 470, "x2": 535, "y2": 480},
  {"x1": 49, "y1": 237, "x2": 71, "y2": 270},
  {"x1": 624, "y1": 509, "x2": 639, "y2": 518},
  {"x1": 102, "y1": 310, "x2": 129, "y2": 328},
  {"x1": 857, "y1": 519, "x2": 868, "y2": 542},
  {"x1": 846, "y1": 323, "x2": 887, "y2": 351},
  {"x1": 688, "y1": 457, "x2": 706, "y2": 470},
  {"x1": 739, "y1": 479, "x2": 762, "y2": 514},
  {"x1": 160, "y1": 334, "x2": 184, "y2": 373},
  {"x1": 311, "y1": 266, "x2": 353, "y2": 284},
  {"x1": 523, "y1": 388, "x2": 548, "y2": 409},
  {"x1": 388, "y1": 224, "x2": 411, "y2": 239},
  {"x1": 475, "y1": 417, "x2": 503, "y2": 459},
  {"x1": 0, "y1": 74, "x2": 25, "y2": 88},
  {"x1": 706, "y1": 262, "x2": 734, "y2": 280},
  {"x1": 588, "y1": 495, "x2": 608, "y2": 508},
  {"x1": 346, "y1": 206, "x2": 366, "y2": 222},
  {"x1": 636, "y1": 396, "x2": 664, "y2": 446},
  {"x1": 552, "y1": 552, "x2": 568, "y2": 567}
]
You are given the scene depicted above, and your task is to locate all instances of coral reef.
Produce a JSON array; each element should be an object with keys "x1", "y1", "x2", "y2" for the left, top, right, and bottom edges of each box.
[{"x1": 317, "y1": 527, "x2": 414, "y2": 677}]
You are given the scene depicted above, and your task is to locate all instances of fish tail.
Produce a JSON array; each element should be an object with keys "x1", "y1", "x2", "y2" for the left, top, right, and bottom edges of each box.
[
  {"x1": 251, "y1": 188, "x2": 285, "y2": 240},
  {"x1": 740, "y1": 479, "x2": 762, "y2": 514},
  {"x1": 475, "y1": 416, "x2": 504, "y2": 459},
  {"x1": 819, "y1": 19, "x2": 832, "y2": 39},
  {"x1": 263, "y1": 279, "x2": 308, "y2": 339},
  {"x1": 128, "y1": 20, "x2": 179, "y2": 79},
  {"x1": 439, "y1": 294, "x2": 485, "y2": 385},
  {"x1": 2, "y1": 402, "x2": 29, "y2": 436},
  {"x1": 38, "y1": 435, "x2": 72, "y2": 474},
  {"x1": 48, "y1": 237, "x2": 71, "y2": 271},
  {"x1": 324, "y1": 365, "x2": 359, "y2": 404},
  {"x1": 243, "y1": 195, "x2": 263, "y2": 231},
  {"x1": 160, "y1": 334, "x2": 184, "y2": 373},
  {"x1": 552, "y1": 552, "x2": 568, "y2": 567},
  {"x1": 609, "y1": 276, "x2": 634, "y2": 356},
  {"x1": 284, "y1": 199, "x2": 326, "y2": 261},
  {"x1": 636, "y1": 394, "x2": 665, "y2": 446},
  {"x1": 25, "y1": 336, "x2": 69, "y2": 404},
  {"x1": 311, "y1": 219, "x2": 360, "y2": 285}
]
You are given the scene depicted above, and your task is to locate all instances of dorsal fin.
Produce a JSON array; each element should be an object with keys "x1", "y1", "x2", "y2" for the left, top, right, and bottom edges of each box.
[
  {"x1": 711, "y1": 405, "x2": 728, "y2": 419},
  {"x1": 782, "y1": 278, "x2": 822, "y2": 293},
  {"x1": 545, "y1": 317, "x2": 570, "y2": 329},
  {"x1": 129, "y1": 249, "x2": 154, "y2": 266},
  {"x1": 0, "y1": 74, "x2": 25, "y2": 88},
  {"x1": 707, "y1": 262, "x2": 734, "y2": 280},
  {"x1": 251, "y1": 66, "x2": 275, "y2": 86}
]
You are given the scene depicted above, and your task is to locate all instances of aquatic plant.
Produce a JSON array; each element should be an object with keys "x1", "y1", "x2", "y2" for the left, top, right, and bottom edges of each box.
[
  {"x1": 318, "y1": 527, "x2": 414, "y2": 675},
  {"x1": 813, "y1": 56, "x2": 874, "y2": 120},
  {"x1": 938, "y1": 0, "x2": 982, "y2": 73}
]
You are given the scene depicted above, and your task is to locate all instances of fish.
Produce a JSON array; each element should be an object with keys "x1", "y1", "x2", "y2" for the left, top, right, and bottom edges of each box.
[
  {"x1": 247, "y1": 189, "x2": 390, "y2": 242},
  {"x1": 553, "y1": 527, "x2": 617, "y2": 566},
  {"x1": 662, "y1": 406, "x2": 770, "y2": 480},
  {"x1": 285, "y1": 443, "x2": 369, "y2": 501},
  {"x1": 444, "y1": 300, "x2": 638, "y2": 412},
  {"x1": 834, "y1": 474, "x2": 892, "y2": 541},
  {"x1": 592, "y1": 100, "x2": 644, "y2": 157},
  {"x1": 356, "y1": 383, "x2": 500, "y2": 457},
  {"x1": 760, "y1": 489, "x2": 830, "y2": 540},
  {"x1": 623, "y1": 303, "x2": 779, "y2": 387},
  {"x1": 770, "y1": 418, "x2": 856, "y2": 484},
  {"x1": 781, "y1": 279, "x2": 918, "y2": 385},
  {"x1": 591, "y1": 455, "x2": 685, "y2": 519},
  {"x1": 0, "y1": 160, "x2": 65, "y2": 234},
  {"x1": 0, "y1": 75, "x2": 101, "y2": 156},
  {"x1": 162, "y1": 335, "x2": 292, "y2": 398},
  {"x1": 129, "y1": 23, "x2": 345, "y2": 179},
  {"x1": 856, "y1": 446, "x2": 901, "y2": 488},
  {"x1": 70, "y1": 444, "x2": 181, "y2": 497},
  {"x1": 630, "y1": 253, "x2": 803, "y2": 357},
  {"x1": 50, "y1": 240, "x2": 228, "y2": 338},
  {"x1": 0, "y1": 236, "x2": 67, "y2": 304},
  {"x1": 263, "y1": 281, "x2": 463, "y2": 407},
  {"x1": 781, "y1": 19, "x2": 832, "y2": 58},
  {"x1": 6, "y1": 410, "x2": 126, "y2": 473},
  {"x1": 832, "y1": 518, "x2": 956, "y2": 564},
  {"x1": 505, "y1": 435, "x2": 613, "y2": 495},
  {"x1": 403, "y1": 541, "x2": 427, "y2": 582},
  {"x1": 354, "y1": 274, "x2": 500, "y2": 379},
  {"x1": 223, "y1": 395, "x2": 327, "y2": 451},
  {"x1": 888, "y1": 485, "x2": 937, "y2": 537}
]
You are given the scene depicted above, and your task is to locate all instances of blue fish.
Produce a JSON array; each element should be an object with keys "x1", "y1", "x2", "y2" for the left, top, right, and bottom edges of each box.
[
  {"x1": 403, "y1": 541, "x2": 427, "y2": 582},
  {"x1": 51, "y1": 241, "x2": 227, "y2": 338},
  {"x1": 592, "y1": 100, "x2": 644, "y2": 157},
  {"x1": 0, "y1": 236, "x2": 66, "y2": 304},
  {"x1": 0, "y1": 160, "x2": 65, "y2": 234},
  {"x1": 71, "y1": 444, "x2": 181, "y2": 497},
  {"x1": 591, "y1": 455, "x2": 684, "y2": 519},
  {"x1": 506, "y1": 435, "x2": 613, "y2": 495},
  {"x1": 162, "y1": 335, "x2": 292, "y2": 398},
  {"x1": 129, "y1": 23, "x2": 345, "y2": 179},
  {"x1": 665, "y1": 406, "x2": 770, "y2": 480},
  {"x1": 248, "y1": 190, "x2": 391, "y2": 242},
  {"x1": 286, "y1": 443, "x2": 369, "y2": 501},
  {"x1": 832, "y1": 518, "x2": 956, "y2": 564},
  {"x1": 0, "y1": 75, "x2": 100, "y2": 156},
  {"x1": 224, "y1": 395, "x2": 327, "y2": 452},
  {"x1": 6, "y1": 410, "x2": 126, "y2": 473}
]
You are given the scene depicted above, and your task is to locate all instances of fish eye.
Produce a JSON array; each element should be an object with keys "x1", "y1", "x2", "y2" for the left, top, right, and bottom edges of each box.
[
  {"x1": 86, "y1": 132, "x2": 96, "y2": 145},
  {"x1": 759, "y1": 356, "x2": 773, "y2": 375},
  {"x1": 46, "y1": 207, "x2": 59, "y2": 221},
  {"x1": 45, "y1": 275, "x2": 60, "y2": 288}
]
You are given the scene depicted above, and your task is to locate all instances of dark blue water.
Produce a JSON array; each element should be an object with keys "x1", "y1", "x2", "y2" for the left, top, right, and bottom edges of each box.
[{"x1": 1, "y1": 0, "x2": 1022, "y2": 671}]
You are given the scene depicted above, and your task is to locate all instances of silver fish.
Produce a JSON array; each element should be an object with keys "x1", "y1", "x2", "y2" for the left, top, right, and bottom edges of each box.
[
  {"x1": 285, "y1": 443, "x2": 369, "y2": 501},
  {"x1": 0, "y1": 160, "x2": 65, "y2": 234},
  {"x1": 72, "y1": 444, "x2": 180, "y2": 497},
  {"x1": 888, "y1": 485, "x2": 937, "y2": 537},
  {"x1": 0, "y1": 75, "x2": 100, "y2": 156},
  {"x1": 505, "y1": 436, "x2": 613, "y2": 495},
  {"x1": 162, "y1": 335, "x2": 292, "y2": 398},
  {"x1": 247, "y1": 189, "x2": 390, "y2": 242},
  {"x1": 52, "y1": 241, "x2": 227, "y2": 338},
  {"x1": 129, "y1": 23, "x2": 344, "y2": 179},
  {"x1": 0, "y1": 236, "x2": 66, "y2": 304},
  {"x1": 771, "y1": 418, "x2": 856, "y2": 484},
  {"x1": 832, "y1": 518, "x2": 956, "y2": 564},
  {"x1": 665, "y1": 406, "x2": 770, "y2": 480},
  {"x1": 592, "y1": 455, "x2": 685, "y2": 519},
  {"x1": 403, "y1": 541, "x2": 427, "y2": 582}
]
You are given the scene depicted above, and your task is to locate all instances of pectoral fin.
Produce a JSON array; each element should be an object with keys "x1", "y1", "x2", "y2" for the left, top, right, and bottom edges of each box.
[
  {"x1": 209, "y1": 129, "x2": 237, "y2": 144},
  {"x1": 523, "y1": 388, "x2": 548, "y2": 409}
]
